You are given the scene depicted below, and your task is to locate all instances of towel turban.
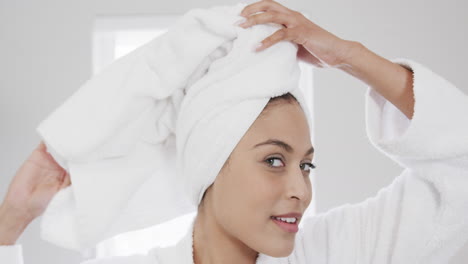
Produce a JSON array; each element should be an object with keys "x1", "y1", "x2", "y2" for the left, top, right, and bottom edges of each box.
[{"x1": 36, "y1": 2, "x2": 313, "y2": 252}]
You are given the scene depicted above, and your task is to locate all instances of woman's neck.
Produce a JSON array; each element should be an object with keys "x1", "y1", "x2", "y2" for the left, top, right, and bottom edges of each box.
[{"x1": 192, "y1": 206, "x2": 259, "y2": 264}]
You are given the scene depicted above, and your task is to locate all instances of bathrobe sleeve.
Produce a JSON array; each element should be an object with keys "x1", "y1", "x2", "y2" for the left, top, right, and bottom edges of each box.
[
  {"x1": 294, "y1": 58, "x2": 468, "y2": 264},
  {"x1": 0, "y1": 244, "x2": 159, "y2": 264},
  {"x1": 0, "y1": 245, "x2": 24, "y2": 264}
]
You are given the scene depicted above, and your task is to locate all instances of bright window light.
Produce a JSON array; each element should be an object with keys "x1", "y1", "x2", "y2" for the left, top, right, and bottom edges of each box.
[{"x1": 91, "y1": 14, "x2": 316, "y2": 259}]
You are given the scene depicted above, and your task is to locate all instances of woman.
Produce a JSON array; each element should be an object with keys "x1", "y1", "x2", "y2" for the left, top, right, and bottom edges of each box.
[{"x1": 1, "y1": 0, "x2": 467, "y2": 263}]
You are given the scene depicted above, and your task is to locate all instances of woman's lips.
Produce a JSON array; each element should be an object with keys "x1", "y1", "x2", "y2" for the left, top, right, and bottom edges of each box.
[{"x1": 271, "y1": 217, "x2": 299, "y2": 233}]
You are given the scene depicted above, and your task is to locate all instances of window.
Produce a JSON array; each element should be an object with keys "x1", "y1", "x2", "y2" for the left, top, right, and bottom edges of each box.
[{"x1": 92, "y1": 14, "x2": 316, "y2": 258}]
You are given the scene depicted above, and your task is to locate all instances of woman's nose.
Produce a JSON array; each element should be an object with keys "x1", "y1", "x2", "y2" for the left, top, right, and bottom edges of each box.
[{"x1": 286, "y1": 167, "x2": 311, "y2": 201}]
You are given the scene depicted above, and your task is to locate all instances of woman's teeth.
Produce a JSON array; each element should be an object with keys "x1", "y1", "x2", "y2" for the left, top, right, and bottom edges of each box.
[{"x1": 272, "y1": 216, "x2": 297, "y2": 223}]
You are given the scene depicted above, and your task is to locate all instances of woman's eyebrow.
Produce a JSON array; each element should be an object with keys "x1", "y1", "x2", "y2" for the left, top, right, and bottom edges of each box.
[{"x1": 252, "y1": 139, "x2": 314, "y2": 156}]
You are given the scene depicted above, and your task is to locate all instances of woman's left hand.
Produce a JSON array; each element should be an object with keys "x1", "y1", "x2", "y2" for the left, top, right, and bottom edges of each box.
[{"x1": 237, "y1": 0, "x2": 358, "y2": 69}]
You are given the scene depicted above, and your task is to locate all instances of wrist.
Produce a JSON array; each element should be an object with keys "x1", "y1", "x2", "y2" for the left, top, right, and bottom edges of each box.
[
  {"x1": 0, "y1": 203, "x2": 33, "y2": 245},
  {"x1": 335, "y1": 40, "x2": 367, "y2": 72},
  {"x1": 334, "y1": 40, "x2": 384, "y2": 85}
]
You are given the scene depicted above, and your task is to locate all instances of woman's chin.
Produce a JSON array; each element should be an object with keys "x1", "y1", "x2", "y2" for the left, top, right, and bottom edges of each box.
[{"x1": 260, "y1": 239, "x2": 295, "y2": 258}]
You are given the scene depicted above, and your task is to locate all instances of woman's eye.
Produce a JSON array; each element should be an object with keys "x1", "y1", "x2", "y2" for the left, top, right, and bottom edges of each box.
[
  {"x1": 301, "y1": 162, "x2": 316, "y2": 171},
  {"x1": 265, "y1": 157, "x2": 284, "y2": 167},
  {"x1": 265, "y1": 158, "x2": 316, "y2": 171}
]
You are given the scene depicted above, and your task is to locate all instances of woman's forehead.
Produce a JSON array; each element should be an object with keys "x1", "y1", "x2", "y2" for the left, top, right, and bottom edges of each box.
[
  {"x1": 255, "y1": 103, "x2": 309, "y2": 133},
  {"x1": 240, "y1": 103, "x2": 312, "y2": 150}
]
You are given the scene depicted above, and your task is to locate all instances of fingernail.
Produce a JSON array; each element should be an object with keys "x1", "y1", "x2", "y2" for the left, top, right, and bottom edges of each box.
[
  {"x1": 233, "y1": 18, "x2": 246, "y2": 26},
  {"x1": 253, "y1": 43, "x2": 263, "y2": 52}
]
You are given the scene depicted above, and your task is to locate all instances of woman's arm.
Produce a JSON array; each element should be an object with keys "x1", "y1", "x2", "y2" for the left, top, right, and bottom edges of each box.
[
  {"x1": 239, "y1": 0, "x2": 415, "y2": 120},
  {"x1": 0, "y1": 204, "x2": 29, "y2": 264},
  {"x1": 337, "y1": 42, "x2": 415, "y2": 120},
  {"x1": 0, "y1": 203, "x2": 32, "y2": 245}
]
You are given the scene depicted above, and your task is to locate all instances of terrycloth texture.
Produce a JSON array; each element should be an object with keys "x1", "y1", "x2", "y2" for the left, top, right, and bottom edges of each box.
[
  {"x1": 2, "y1": 60, "x2": 468, "y2": 263},
  {"x1": 33, "y1": 2, "x2": 312, "y2": 253}
]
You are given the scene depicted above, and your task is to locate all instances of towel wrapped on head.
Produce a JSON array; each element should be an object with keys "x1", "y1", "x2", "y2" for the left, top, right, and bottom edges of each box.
[{"x1": 36, "y1": 2, "x2": 312, "y2": 252}]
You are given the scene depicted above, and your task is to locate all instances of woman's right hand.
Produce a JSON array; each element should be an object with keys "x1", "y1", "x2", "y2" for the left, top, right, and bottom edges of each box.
[
  {"x1": 238, "y1": 0, "x2": 357, "y2": 68},
  {"x1": 0, "y1": 141, "x2": 71, "y2": 244}
]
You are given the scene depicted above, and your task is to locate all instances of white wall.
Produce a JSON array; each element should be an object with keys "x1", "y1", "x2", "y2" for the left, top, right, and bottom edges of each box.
[{"x1": 1, "y1": 0, "x2": 467, "y2": 263}]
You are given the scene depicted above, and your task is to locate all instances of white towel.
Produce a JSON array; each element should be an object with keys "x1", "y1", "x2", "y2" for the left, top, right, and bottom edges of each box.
[{"x1": 36, "y1": 2, "x2": 312, "y2": 253}]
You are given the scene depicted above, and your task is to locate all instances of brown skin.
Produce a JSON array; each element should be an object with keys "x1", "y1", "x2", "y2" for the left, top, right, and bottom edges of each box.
[
  {"x1": 194, "y1": 100, "x2": 313, "y2": 264},
  {"x1": 0, "y1": 0, "x2": 415, "y2": 262}
]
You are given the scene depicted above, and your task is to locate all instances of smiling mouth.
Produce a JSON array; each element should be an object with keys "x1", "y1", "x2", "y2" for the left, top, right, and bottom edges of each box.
[
  {"x1": 270, "y1": 216, "x2": 299, "y2": 233},
  {"x1": 270, "y1": 216, "x2": 298, "y2": 224}
]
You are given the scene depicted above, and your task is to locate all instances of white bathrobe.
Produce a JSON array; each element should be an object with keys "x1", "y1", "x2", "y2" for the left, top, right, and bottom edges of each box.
[{"x1": 2, "y1": 58, "x2": 468, "y2": 264}]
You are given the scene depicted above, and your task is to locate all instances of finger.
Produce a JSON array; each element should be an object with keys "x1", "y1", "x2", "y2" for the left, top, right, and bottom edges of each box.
[
  {"x1": 240, "y1": 0, "x2": 291, "y2": 18},
  {"x1": 256, "y1": 28, "x2": 292, "y2": 52},
  {"x1": 37, "y1": 141, "x2": 46, "y2": 151},
  {"x1": 239, "y1": 10, "x2": 292, "y2": 28},
  {"x1": 60, "y1": 172, "x2": 71, "y2": 189},
  {"x1": 42, "y1": 170, "x2": 65, "y2": 186}
]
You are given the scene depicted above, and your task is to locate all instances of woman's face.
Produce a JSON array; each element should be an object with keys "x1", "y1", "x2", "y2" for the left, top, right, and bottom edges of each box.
[{"x1": 204, "y1": 100, "x2": 314, "y2": 257}]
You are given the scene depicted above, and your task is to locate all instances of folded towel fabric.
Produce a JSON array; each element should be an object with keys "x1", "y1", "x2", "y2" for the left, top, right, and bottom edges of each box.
[{"x1": 36, "y1": 2, "x2": 312, "y2": 252}]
